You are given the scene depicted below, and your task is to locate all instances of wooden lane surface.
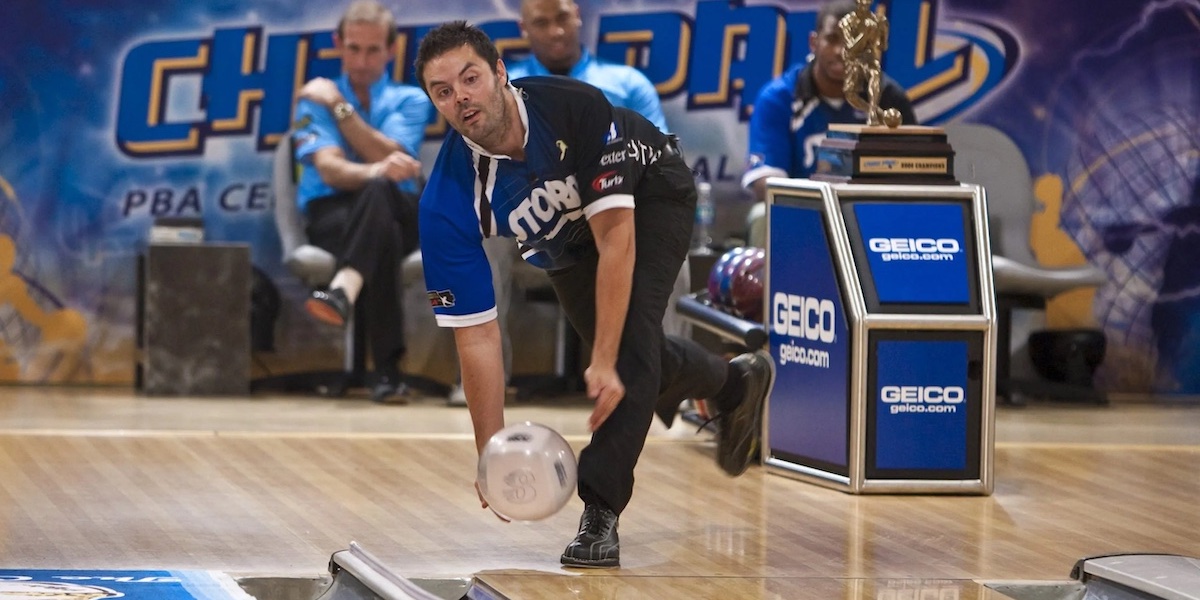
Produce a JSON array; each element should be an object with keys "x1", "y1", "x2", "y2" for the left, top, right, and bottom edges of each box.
[
  {"x1": 472, "y1": 574, "x2": 1018, "y2": 600},
  {"x1": 0, "y1": 431, "x2": 1197, "y2": 588}
]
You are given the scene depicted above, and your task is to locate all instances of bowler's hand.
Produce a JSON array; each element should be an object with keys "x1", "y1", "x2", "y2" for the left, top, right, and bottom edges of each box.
[
  {"x1": 585, "y1": 364, "x2": 625, "y2": 431},
  {"x1": 298, "y1": 77, "x2": 343, "y2": 107},
  {"x1": 475, "y1": 480, "x2": 510, "y2": 523}
]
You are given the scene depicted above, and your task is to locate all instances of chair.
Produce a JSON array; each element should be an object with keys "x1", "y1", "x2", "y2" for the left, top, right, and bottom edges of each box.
[
  {"x1": 267, "y1": 134, "x2": 426, "y2": 396},
  {"x1": 266, "y1": 134, "x2": 361, "y2": 395},
  {"x1": 946, "y1": 123, "x2": 1108, "y2": 404}
]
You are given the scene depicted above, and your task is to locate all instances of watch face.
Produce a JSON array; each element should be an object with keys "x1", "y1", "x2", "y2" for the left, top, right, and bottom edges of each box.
[{"x1": 335, "y1": 102, "x2": 354, "y2": 120}]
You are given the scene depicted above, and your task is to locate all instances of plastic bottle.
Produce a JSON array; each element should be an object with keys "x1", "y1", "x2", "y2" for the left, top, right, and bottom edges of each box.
[{"x1": 691, "y1": 181, "x2": 714, "y2": 254}]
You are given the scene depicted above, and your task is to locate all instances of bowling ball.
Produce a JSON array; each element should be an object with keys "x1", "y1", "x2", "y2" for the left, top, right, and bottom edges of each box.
[
  {"x1": 707, "y1": 247, "x2": 748, "y2": 306},
  {"x1": 882, "y1": 107, "x2": 902, "y2": 128},
  {"x1": 477, "y1": 422, "x2": 577, "y2": 522},
  {"x1": 729, "y1": 247, "x2": 766, "y2": 321}
]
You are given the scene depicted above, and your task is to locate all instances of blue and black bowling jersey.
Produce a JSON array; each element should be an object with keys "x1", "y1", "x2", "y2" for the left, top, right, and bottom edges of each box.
[{"x1": 419, "y1": 76, "x2": 681, "y2": 328}]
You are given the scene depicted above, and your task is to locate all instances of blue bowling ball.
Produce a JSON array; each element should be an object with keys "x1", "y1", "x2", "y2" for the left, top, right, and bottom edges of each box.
[{"x1": 708, "y1": 247, "x2": 748, "y2": 308}]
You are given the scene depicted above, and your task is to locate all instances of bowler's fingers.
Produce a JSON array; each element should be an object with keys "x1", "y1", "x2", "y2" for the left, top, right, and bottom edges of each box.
[
  {"x1": 475, "y1": 481, "x2": 510, "y2": 522},
  {"x1": 588, "y1": 384, "x2": 624, "y2": 431}
]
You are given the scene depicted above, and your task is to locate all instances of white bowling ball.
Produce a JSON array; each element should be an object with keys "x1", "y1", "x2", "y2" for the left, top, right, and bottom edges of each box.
[{"x1": 477, "y1": 421, "x2": 577, "y2": 522}]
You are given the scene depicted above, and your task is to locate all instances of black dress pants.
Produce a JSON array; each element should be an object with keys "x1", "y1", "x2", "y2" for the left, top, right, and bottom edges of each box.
[
  {"x1": 305, "y1": 178, "x2": 419, "y2": 373},
  {"x1": 547, "y1": 155, "x2": 728, "y2": 515}
]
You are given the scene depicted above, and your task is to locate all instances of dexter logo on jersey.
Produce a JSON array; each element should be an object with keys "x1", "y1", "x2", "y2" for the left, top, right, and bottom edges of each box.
[{"x1": 600, "y1": 150, "x2": 625, "y2": 166}]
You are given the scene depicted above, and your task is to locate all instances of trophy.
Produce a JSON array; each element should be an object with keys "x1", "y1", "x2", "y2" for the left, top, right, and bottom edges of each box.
[{"x1": 812, "y1": 0, "x2": 957, "y2": 185}]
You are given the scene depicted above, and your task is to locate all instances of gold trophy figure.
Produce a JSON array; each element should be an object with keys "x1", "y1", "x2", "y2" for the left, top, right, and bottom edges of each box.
[
  {"x1": 814, "y1": 0, "x2": 955, "y2": 183},
  {"x1": 839, "y1": 0, "x2": 901, "y2": 128}
]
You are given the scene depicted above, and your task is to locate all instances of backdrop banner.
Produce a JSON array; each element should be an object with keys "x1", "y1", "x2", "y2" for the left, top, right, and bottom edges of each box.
[{"x1": 1, "y1": 0, "x2": 1196, "y2": 392}]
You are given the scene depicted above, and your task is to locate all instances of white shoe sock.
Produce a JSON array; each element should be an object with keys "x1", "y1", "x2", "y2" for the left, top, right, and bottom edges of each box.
[{"x1": 329, "y1": 267, "x2": 364, "y2": 305}]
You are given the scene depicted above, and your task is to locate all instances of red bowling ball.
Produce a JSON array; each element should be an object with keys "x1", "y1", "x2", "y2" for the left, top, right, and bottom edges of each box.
[{"x1": 729, "y1": 248, "x2": 766, "y2": 321}]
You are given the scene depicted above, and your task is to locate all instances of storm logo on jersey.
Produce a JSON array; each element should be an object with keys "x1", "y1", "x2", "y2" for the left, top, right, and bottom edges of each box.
[{"x1": 507, "y1": 176, "x2": 582, "y2": 243}]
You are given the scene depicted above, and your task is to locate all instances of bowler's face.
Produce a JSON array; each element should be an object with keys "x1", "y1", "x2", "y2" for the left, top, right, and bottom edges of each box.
[{"x1": 423, "y1": 45, "x2": 510, "y2": 144}]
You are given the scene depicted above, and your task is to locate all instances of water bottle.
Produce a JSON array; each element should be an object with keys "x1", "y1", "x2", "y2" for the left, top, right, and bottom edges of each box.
[{"x1": 691, "y1": 180, "x2": 714, "y2": 254}]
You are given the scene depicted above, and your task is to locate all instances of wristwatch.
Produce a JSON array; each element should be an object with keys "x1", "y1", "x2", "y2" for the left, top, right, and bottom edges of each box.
[{"x1": 332, "y1": 101, "x2": 355, "y2": 122}]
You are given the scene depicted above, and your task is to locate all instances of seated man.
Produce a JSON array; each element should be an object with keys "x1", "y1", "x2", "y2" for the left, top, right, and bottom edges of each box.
[
  {"x1": 292, "y1": 0, "x2": 434, "y2": 402},
  {"x1": 741, "y1": 0, "x2": 916, "y2": 246},
  {"x1": 506, "y1": 0, "x2": 668, "y2": 132}
]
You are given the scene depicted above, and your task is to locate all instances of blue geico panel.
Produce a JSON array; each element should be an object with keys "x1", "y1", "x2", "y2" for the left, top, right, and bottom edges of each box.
[
  {"x1": 852, "y1": 203, "x2": 971, "y2": 304},
  {"x1": 873, "y1": 340, "x2": 969, "y2": 471},
  {"x1": 768, "y1": 203, "x2": 850, "y2": 470}
]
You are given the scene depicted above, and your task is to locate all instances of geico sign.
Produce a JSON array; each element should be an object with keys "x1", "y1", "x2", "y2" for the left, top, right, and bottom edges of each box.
[
  {"x1": 868, "y1": 238, "x2": 960, "y2": 253},
  {"x1": 771, "y1": 293, "x2": 836, "y2": 343},
  {"x1": 880, "y1": 386, "x2": 966, "y2": 404}
]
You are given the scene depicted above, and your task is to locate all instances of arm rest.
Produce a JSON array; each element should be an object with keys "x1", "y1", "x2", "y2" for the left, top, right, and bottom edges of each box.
[{"x1": 992, "y1": 255, "x2": 1107, "y2": 299}]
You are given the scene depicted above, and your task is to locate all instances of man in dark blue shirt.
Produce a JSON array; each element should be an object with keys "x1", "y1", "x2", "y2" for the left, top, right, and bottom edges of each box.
[
  {"x1": 414, "y1": 21, "x2": 773, "y2": 568},
  {"x1": 741, "y1": 0, "x2": 915, "y2": 245}
]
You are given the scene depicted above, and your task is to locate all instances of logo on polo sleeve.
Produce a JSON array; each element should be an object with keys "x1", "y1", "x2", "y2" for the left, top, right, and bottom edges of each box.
[{"x1": 427, "y1": 289, "x2": 456, "y2": 308}]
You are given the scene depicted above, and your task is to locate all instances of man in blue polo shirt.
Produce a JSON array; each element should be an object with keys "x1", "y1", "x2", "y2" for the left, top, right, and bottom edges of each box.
[
  {"x1": 741, "y1": 0, "x2": 916, "y2": 245},
  {"x1": 292, "y1": 0, "x2": 433, "y2": 403},
  {"x1": 442, "y1": 0, "x2": 674, "y2": 406},
  {"x1": 414, "y1": 21, "x2": 773, "y2": 568}
]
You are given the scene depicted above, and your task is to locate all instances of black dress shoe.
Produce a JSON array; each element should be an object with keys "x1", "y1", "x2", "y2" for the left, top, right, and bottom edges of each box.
[
  {"x1": 305, "y1": 288, "x2": 350, "y2": 327},
  {"x1": 561, "y1": 504, "x2": 620, "y2": 568},
  {"x1": 713, "y1": 352, "x2": 774, "y2": 477},
  {"x1": 370, "y1": 370, "x2": 409, "y2": 404}
]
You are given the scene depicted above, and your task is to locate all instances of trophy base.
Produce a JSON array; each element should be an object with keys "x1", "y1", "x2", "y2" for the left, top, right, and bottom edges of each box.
[{"x1": 813, "y1": 124, "x2": 958, "y2": 185}]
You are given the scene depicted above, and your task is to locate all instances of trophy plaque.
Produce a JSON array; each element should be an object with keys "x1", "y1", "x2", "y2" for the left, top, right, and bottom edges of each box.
[{"x1": 812, "y1": 124, "x2": 957, "y2": 185}]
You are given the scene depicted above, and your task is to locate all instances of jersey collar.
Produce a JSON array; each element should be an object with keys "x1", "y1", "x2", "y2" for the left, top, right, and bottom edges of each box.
[
  {"x1": 336, "y1": 72, "x2": 390, "y2": 110},
  {"x1": 793, "y1": 60, "x2": 819, "y2": 103},
  {"x1": 461, "y1": 82, "x2": 530, "y2": 159}
]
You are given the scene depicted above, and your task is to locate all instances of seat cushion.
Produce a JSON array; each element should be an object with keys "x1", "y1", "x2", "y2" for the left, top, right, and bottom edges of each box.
[{"x1": 286, "y1": 244, "x2": 337, "y2": 288}]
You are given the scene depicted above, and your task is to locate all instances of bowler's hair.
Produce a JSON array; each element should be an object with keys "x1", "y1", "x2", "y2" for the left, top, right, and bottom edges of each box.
[
  {"x1": 816, "y1": 0, "x2": 857, "y2": 31},
  {"x1": 414, "y1": 21, "x2": 502, "y2": 92},
  {"x1": 338, "y1": 0, "x2": 397, "y2": 46}
]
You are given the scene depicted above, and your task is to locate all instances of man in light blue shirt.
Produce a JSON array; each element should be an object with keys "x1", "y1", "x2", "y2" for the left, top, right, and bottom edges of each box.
[
  {"x1": 292, "y1": 0, "x2": 433, "y2": 403},
  {"x1": 505, "y1": 0, "x2": 668, "y2": 133}
]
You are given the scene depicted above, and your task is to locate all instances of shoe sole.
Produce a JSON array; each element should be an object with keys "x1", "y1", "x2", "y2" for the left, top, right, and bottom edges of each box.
[
  {"x1": 718, "y1": 352, "x2": 775, "y2": 476},
  {"x1": 560, "y1": 556, "x2": 619, "y2": 568},
  {"x1": 305, "y1": 298, "x2": 346, "y2": 327}
]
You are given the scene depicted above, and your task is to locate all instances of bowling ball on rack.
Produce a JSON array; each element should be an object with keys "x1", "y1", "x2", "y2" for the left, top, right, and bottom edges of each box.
[
  {"x1": 729, "y1": 247, "x2": 766, "y2": 321},
  {"x1": 707, "y1": 247, "x2": 749, "y2": 308},
  {"x1": 477, "y1": 422, "x2": 577, "y2": 522}
]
